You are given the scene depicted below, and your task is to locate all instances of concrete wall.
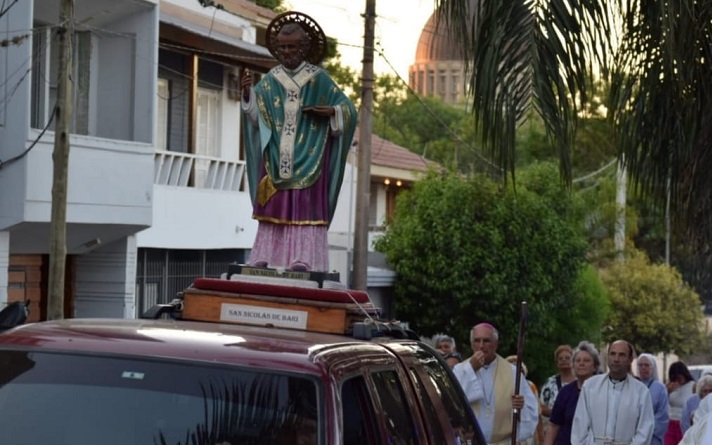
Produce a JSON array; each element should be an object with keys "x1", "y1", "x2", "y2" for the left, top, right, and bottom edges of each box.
[
  {"x1": 23, "y1": 136, "x2": 154, "y2": 226},
  {"x1": 0, "y1": 0, "x2": 32, "y2": 230},
  {"x1": 135, "y1": 185, "x2": 257, "y2": 250},
  {"x1": 96, "y1": 8, "x2": 158, "y2": 142}
]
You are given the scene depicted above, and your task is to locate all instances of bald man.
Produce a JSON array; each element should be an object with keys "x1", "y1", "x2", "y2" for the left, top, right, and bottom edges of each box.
[
  {"x1": 452, "y1": 323, "x2": 539, "y2": 445},
  {"x1": 571, "y1": 340, "x2": 654, "y2": 445}
]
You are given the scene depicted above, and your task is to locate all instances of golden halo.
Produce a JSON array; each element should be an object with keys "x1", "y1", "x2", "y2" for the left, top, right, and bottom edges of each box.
[{"x1": 266, "y1": 11, "x2": 327, "y2": 65}]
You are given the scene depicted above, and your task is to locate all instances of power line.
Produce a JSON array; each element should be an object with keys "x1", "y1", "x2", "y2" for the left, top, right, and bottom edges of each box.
[
  {"x1": 0, "y1": 0, "x2": 21, "y2": 20},
  {"x1": 374, "y1": 45, "x2": 502, "y2": 173},
  {"x1": 0, "y1": 103, "x2": 56, "y2": 171},
  {"x1": 573, "y1": 159, "x2": 616, "y2": 184}
]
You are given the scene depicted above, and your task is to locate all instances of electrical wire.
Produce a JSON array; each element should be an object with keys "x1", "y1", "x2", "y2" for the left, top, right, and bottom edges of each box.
[
  {"x1": 0, "y1": 103, "x2": 56, "y2": 171},
  {"x1": 0, "y1": 0, "x2": 20, "y2": 20}
]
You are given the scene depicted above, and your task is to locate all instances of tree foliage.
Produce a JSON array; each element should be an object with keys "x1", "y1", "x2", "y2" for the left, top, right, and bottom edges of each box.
[
  {"x1": 436, "y1": 0, "x2": 712, "y2": 251},
  {"x1": 254, "y1": 0, "x2": 285, "y2": 12},
  {"x1": 599, "y1": 249, "x2": 704, "y2": 355},
  {"x1": 375, "y1": 164, "x2": 604, "y2": 380}
]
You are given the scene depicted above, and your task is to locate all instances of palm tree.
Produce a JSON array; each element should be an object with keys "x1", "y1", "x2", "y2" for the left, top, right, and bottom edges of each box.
[{"x1": 435, "y1": 0, "x2": 712, "y2": 246}]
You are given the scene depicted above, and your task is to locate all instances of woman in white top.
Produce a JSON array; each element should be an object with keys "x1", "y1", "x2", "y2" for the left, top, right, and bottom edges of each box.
[
  {"x1": 680, "y1": 395, "x2": 712, "y2": 445},
  {"x1": 665, "y1": 361, "x2": 696, "y2": 445}
]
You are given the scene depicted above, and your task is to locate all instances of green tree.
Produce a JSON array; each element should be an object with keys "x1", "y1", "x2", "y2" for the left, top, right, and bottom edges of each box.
[
  {"x1": 436, "y1": 0, "x2": 712, "y2": 247},
  {"x1": 599, "y1": 248, "x2": 704, "y2": 355},
  {"x1": 375, "y1": 165, "x2": 604, "y2": 380},
  {"x1": 254, "y1": 0, "x2": 285, "y2": 11}
]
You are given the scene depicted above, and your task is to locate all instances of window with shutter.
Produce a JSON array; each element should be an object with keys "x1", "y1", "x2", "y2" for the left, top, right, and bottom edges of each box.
[{"x1": 194, "y1": 88, "x2": 221, "y2": 187}]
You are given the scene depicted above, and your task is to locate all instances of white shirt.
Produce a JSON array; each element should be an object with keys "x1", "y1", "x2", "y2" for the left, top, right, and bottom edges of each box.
[{"x1": 452, "y1": 357, "x2": 538, "y2": 444}]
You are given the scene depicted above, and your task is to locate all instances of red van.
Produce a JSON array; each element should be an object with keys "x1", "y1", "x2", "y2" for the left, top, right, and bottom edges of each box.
[{"x1": 0, "y1": 317, "x2": 486, "y2": 445}]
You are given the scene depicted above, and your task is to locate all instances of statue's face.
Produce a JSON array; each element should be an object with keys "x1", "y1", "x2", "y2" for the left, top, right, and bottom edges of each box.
[{"x1": 276, "y1": 31, "x2": 306, "y2": 70}]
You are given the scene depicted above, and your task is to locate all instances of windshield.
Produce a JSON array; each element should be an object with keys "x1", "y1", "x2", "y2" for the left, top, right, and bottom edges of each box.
[{"x1": 0, "y1": 350, "x2": 319, "y2": 445}]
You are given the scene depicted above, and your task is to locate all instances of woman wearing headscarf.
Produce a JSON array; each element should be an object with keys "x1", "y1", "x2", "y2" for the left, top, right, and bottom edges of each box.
[
  {"x1": 637, "y1": 353, "x2": 670, "y2": 445},
  {"x1": 542, "y1": 341, "x2": 600, "y2": 445},
  {"x1": 665, "y1": 361, "x2": 696, "y2": 445}
]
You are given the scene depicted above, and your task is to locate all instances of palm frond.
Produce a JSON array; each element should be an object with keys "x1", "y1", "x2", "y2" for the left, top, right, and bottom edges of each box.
[{"x1": 436, "y1": 0, "x2": 611, "y2": 184}]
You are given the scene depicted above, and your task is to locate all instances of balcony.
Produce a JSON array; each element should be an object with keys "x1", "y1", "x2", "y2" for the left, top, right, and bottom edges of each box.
[{"x1": 154, "y1": 150, "x2": 245, "y2": 191}]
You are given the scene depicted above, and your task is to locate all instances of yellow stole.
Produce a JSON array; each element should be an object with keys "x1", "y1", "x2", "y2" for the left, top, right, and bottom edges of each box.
[{"x1": 470, "y1": 354, "x2": 515, "y2": 444}]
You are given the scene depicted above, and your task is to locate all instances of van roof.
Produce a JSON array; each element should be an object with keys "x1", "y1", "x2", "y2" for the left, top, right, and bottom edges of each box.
[{"x1": 0, "y1": 318, "x2": 401, "y2": 374}]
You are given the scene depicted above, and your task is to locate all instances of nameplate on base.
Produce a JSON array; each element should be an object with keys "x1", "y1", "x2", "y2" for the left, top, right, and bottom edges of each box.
[{"x1": 220, "y1": 303, "x2": 308, "y2": 330}]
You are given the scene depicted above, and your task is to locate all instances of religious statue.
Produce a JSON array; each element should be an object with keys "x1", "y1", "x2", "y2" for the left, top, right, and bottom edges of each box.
[{"x1": 241, "y1": 12, "x2": 357, "y2": 272}]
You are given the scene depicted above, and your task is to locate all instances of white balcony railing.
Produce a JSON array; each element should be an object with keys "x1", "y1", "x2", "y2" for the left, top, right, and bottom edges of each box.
[{"x1": 154, "y1": 151, "x2": 245, "y2": 191}]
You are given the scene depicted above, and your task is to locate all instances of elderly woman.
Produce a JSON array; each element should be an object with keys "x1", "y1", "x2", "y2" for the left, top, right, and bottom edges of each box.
[
  {"x1": 681, "y1": 373, "x2": 712, "y2": 432},
  {"x1": 540, "y1": 345, "x2": 575, "y2": 421},
  {"x1": 637, "y1": 353, "x2": 670, "y2": 445},
  {"x1": 542, "y1": 341, "x2": 600, "y2": 445},
  {"x1": 432, "y1": 334, "x2": 462, "y2": 368}
]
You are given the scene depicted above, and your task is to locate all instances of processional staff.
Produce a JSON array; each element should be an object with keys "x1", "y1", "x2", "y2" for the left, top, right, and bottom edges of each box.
[{"x1": 511, "y1": 301, "x2": 528, "y2": 445}]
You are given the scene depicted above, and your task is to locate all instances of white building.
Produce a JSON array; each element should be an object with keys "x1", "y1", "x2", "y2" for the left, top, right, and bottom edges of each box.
[
  {"x1": 0, "y1": 0, "x2": 433, "y2": 321},
  {"x1": 0, "y1": 0, "x2": 160, "y2": 320}
]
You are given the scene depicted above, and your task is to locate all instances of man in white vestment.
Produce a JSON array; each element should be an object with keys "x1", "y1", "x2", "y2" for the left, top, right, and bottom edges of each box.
[
  {"x1": 452, "y1": 323, "x2": 539, "y2": 445},
  {"x1": 571, "y1": 340, "x2": 655, "y2": 445},
  {"x1": 680, "y1": 395, "x2": 712, "y2": 444}
]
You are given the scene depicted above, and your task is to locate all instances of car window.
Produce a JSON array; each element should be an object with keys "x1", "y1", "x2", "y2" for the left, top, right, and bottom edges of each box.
[
  {"x1": 342, "y1": 376, "x2": 380, "y2": 445},
  {"x1": 371, "y1": 370, "x2": 419, "y2": 445},
  {"x1": 0, "y1": 350, "x2": 319, "y2": 445},
  {"x1": 408, "y1": 368, "x2": 448, "y2": 444},
  {"x1": 411, "y1": 345, "x2": 485, "y2": 445}
]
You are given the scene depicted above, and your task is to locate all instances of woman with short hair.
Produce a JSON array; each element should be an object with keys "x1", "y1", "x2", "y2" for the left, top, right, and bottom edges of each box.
[
  {"x1": 542, "y1": 341, "x2": 600, "y2": 445},
  {"x1": 681, "y1": 373, "x2": 712, "y2": 432}
]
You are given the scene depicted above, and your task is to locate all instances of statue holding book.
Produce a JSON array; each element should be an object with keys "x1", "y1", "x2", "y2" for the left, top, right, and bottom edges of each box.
[{"x1": 241, "y1": 11, "x2": 357, "y2": 272}]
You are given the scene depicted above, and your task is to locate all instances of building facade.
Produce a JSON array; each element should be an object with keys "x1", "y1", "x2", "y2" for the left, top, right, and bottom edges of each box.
[
  {"x1": 0, "y1": 0, "x2": 431, "y2": 321},
  {"x1": 0, "y1": 0, "x2": 159, "y2": 319}
]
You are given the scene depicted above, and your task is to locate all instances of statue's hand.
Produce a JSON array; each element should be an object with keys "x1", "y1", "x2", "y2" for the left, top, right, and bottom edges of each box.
[
  {"x1": 241, "y1": 69, "x2": 253, "y2": 99},
  {"x1": 303, "y1": 105, "x2": 335, "y2": 117}
]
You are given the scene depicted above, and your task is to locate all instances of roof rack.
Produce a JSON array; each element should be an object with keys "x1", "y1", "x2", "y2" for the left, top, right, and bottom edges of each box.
[{"x1": 140, "y1": 273, "x2": 417, "y2": 340}]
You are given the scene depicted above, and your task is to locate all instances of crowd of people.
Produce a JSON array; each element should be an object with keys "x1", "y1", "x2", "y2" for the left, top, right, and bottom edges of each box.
[{"x1": 432, "y1": 326, "x2": 712, "y2": 445}]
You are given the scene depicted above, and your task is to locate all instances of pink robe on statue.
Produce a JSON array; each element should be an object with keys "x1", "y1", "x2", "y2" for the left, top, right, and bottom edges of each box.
[{"x1": 247, "y1": 137, "x2": 332, "y2": 271}]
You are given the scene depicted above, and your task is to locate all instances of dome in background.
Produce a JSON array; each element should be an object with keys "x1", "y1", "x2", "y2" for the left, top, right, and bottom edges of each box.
[
  {"x1": 414, "y1": 0, "x2": 478, "y2": 63},
  {"x1": 415, "y1": 13, "x2": 463, "y2": 63},
  {"x1": 409, "y1": 1, "x2": 477, "y2": 105}
]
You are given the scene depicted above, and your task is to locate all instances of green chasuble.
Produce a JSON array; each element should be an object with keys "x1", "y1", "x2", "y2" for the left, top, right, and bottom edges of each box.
[{"x1": 242, "y1": 62, "x2": 357, "y2": 224}]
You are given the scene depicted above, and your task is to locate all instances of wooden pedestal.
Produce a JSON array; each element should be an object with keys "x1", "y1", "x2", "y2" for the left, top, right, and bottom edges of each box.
[{"x1": 182, "y1": 288, "x2": 378, "y2": 335}]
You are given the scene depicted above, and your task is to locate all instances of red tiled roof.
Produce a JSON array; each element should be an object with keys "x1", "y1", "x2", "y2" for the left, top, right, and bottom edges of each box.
[{"x1": 354, "y1": 132, "x2": 435, "y2": 172}]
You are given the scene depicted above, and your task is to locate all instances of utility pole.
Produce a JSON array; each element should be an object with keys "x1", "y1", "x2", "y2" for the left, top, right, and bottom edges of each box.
[
  {"x1": 48, "y1": 0, "x2": 74, "y2": 320},
  {"x1": 352, "y1": 0, "x2": 376, "y2": 290}
]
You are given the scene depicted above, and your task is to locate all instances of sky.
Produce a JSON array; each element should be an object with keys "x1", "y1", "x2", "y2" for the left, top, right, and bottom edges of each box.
[{"x1": 284, "y1": 0, "x2": 436, "y2": 80}]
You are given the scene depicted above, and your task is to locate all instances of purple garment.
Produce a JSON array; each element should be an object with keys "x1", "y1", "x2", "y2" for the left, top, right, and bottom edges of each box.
[
  {"x1": 549, "y1": 380, "x2": 581, "y2": 445},
  {"x1": 248, "y1": 138, "x2": 332, "y2": 271},
  {"x1": 252, "y1": 137, "x2": 332, "y2": 225}
]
